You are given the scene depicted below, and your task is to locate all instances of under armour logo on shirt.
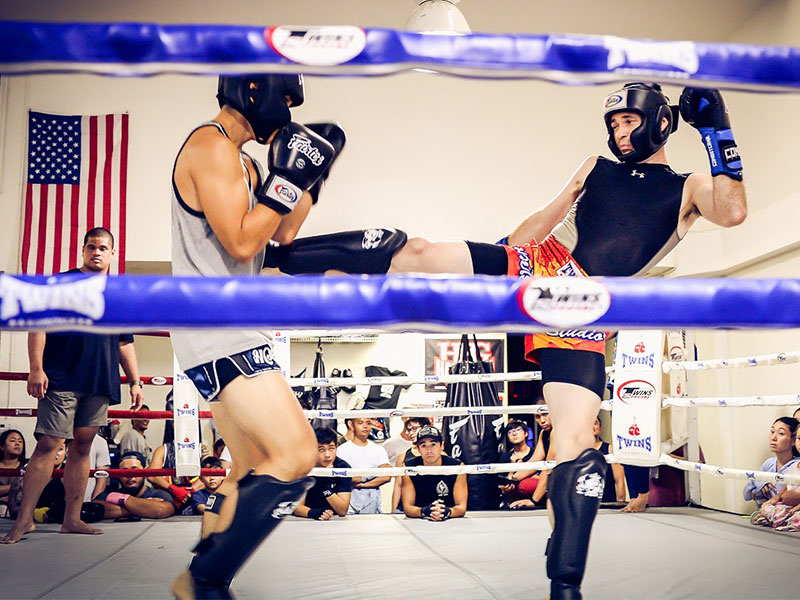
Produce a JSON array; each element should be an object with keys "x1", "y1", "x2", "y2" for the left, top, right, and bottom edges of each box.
[{"x1": 631, "y1": 170, "x2": 645, "y2": 178}]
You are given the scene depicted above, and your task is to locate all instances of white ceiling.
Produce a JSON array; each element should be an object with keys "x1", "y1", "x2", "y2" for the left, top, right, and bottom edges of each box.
[{"x1": 1, "y1": 0, "x2": 778, "y2": 43}]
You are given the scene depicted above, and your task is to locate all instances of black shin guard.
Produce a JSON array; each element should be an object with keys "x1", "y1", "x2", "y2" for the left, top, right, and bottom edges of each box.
[
  {"x1": 545, "y1": 448, "x2": 606, "y2": 600},
  {"x1": 189, "y1": 472, "x2": 314, "y2": 598},
  {"x1": 263, "y1": 228, "x2": 407, "y2": 275}
]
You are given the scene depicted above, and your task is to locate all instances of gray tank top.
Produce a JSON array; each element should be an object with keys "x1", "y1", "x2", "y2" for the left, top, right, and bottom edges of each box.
[{"x1": 170, "y1": 121, "x2": 273, "y2": 369}]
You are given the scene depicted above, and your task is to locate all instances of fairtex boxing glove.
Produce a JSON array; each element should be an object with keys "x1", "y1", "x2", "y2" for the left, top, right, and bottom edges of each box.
[
  {"x1": 257, "y1": 122, "x2": 336, "y2": 215},
  {"x1": 679, "y1": 87, "x2": 742, "y2": 180},
  {"x1": 304, "y1": 122, "x2": 346, "y2": 204}
]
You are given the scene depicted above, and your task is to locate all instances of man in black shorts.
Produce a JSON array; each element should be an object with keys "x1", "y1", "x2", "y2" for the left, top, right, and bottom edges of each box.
[
  {"x1": 294, "y1": 427, "x2": 352, "y2": 520},
  {"x1": 402, "y1": 426, "x2": 467, "y2": 521},
  {"x1": 264, "y1": 83, "x2": 747, "y2": 597},
  {"x1": 1, "y1": 228, "x2": 144, "y2": 544}
]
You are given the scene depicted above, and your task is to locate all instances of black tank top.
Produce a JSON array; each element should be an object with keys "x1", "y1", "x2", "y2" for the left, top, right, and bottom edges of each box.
[
  {"x1": 552, "y1": 156, "x2": 688, "y2": 276},
  {"x1": 408, "y1": 455, "x2": 460, "y2": 507}
]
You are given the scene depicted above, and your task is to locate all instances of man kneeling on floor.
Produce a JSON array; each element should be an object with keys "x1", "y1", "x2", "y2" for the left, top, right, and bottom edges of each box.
[
  {"x1": 95, "y1": 451, "x2": 175, "y2": 520},
  {"x1": 294, "y1": 427, "x2": 352, "y2": 520},
  {"x1": 402, "y1": 426, "x2": 467, "y2": 521}
]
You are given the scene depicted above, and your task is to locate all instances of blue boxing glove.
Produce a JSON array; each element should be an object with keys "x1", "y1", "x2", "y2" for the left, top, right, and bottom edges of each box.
[{"x1": 679, "y1": 87, "x2": 742, "y2": 180}]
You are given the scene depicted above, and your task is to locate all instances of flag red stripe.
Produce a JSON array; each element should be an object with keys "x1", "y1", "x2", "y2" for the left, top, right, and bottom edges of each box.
[
  {"x1": 35, "y1": 186, "x2": 49, "y2": 275},
  {"x1": 86, "y1": 116, "x2": 98, "y2": 228},
  {"x1": 102, "y1": 114, "x2": 113, "y2": 231},
  {"x1": 118, "y1": 114, "x2": 129, "y2": 273},
  {"x1": 69, "y1": 185, "x2": 80, "y2": 270},
  {"x1": 21, "y1": 183, "x2": 34, "y2": 275},
  {"x1": 52, "y1": 186, "x2": 64, "y2": 273}
]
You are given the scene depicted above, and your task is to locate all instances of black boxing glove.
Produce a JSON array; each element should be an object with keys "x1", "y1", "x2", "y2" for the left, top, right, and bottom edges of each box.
[
  {"x1": 308, "y1": 507, "x2": 325, "y2": 520},
  {"x1": 305, "y1": 122, "x2": 346, "y2": 205},
  {"x1": 679, "y1": 87, "x2": 742, "y2": 180},
  {"x1": 257, "y1": 122, "x2": 336, "y2": 215}
]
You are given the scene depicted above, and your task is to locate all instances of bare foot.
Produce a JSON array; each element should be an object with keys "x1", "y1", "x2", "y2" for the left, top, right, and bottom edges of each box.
[
  {"x1": 60, "y1": 520, "x2": 103, "y2": 535},
  {"x1": 0, "y1": 521, "x2": 35, "y2": 544},
  {"x1": 171, "y1": 571, "x2": 195, "y2": 600},
  {"x1": 621, "y1": 494, "x2": 648, "y2": 513}
]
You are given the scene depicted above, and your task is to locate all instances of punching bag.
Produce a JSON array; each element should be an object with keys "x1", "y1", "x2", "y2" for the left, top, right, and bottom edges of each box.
[
  {"x1": 308, "y1": 343, "x2": 337, "y2": 431},
  {"x1": 442, "y1": 335, "x2": 503, "y2": 510}
]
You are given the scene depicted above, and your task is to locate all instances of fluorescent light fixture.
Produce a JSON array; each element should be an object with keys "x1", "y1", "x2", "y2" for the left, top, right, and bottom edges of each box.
[{"x1": 405, "y1": 0, "x2": 471, "y2": 35}]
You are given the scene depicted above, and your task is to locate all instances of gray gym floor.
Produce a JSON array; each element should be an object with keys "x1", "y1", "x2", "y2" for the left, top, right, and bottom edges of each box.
[{"x1": 1, "y1": 508, "x2": 797, "y2": 599}]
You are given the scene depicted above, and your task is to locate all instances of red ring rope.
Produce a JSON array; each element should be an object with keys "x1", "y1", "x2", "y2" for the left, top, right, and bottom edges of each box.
[{"x1": 0, "y1": 372, "x2": 172, "y2": 385}]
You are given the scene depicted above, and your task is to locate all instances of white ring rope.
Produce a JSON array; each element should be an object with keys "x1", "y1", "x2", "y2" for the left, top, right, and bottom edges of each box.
[
  {"x1": 659, "y1": 454, "x2": 800, "y2": 485},
  {"x1": 304, "y1": 402, "x2": 613, "y2": 420},
  {"x1": 662, "y1": 350, "x2": 800, "y2": 372},
  {"x1": 309, "y1": 460, "x2": 564, "y2": 478},
  {"x1": 309, "y1": 456, "x2": 800, "y2": 486},
  {"x1": 663, "y1": 394, "x2": 800, "y2": 408},
  {"x1": 289, "y1": 371, "x2": 542, "y2": 387}
]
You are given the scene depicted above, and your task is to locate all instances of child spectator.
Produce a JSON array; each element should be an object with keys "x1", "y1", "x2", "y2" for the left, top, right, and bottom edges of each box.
[
  {"x1": 743, "y1": 417, "x2": 800, "y2": 506},
  {"x1": 192, "y1": 457, "x2": 225, "y2": 515}
]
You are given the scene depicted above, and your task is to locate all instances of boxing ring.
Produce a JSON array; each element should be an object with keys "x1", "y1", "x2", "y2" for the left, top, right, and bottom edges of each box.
[{"x1": 2, "y1": 20, "x2": 800, "y2": 600}]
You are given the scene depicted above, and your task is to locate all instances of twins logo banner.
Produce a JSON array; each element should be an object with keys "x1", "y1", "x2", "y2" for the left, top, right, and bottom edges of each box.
[
  {"x1": 425, "y1": 337, "x2": 504, "y2": 392},
  {"x1": 21, "y1": 111, "x2": 129, "y2": 275}
]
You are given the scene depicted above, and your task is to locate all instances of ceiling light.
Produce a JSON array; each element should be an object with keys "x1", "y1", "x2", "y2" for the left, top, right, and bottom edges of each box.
[{"x1": 404, "y1": 0, "x2": 471, "y2": 35}]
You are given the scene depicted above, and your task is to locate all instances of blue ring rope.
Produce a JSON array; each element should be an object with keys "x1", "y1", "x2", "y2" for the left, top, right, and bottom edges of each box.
[
  {"x1": 0, "y1": 22, "x2": 798, "y2": 90},
  {"x1": 1, "y1": 274, "x2": 798, "y2": 333}
]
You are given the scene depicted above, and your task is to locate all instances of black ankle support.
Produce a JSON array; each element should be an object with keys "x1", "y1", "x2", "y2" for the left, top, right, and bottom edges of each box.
[
  {"x1": 189, "y1": 472, "x2": 314, "y2": 595},
  {"x1": 545, "y1": 448, "x2": 606, "y2": 599}
]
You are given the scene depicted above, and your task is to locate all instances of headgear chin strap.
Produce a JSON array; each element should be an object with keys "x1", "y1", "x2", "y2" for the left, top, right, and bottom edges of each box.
[
  {"x1": 603, "y1": 82, "x2": 679, "y2": 163},
  {"x1": 217, "y1": 74, "x2": 305, "y2": 144}
]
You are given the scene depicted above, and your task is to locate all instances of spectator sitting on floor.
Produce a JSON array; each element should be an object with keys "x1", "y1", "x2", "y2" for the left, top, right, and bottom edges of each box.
[
  {"x1": 337, "y1": 418, "x2": 391, "y2": 514},
  {"x1": 593, "y1": 417, "x2": 626, "y2": 503},
  {"x1": 507, "y1": 429, "x2": 556, "y2": 510},
  {"x1": 751, "y1": 459, "x2": 800, "y2": 531},
  {"x1": 295, "y1": 428, "x2": 352, "y2": 520},
  {"x1": 403, "y1": 426, "x2": 467, "y2": 521},
  {"x1": 119, "y1": 405, "x2": 151, "y2": 462},
  {"x1": 213, "y1": 438, "x2": 226, "y2": 460},
  {"x1": 95, "y1": 451, "x2": 174, "y2": 520},
  {"x1": 84, "y1": 433, "x2": 111, "y2": 502},
  {"x1": 744, "y1": 417, "x2": 800, "y2": 507},
  {"x1": 6, "y1": 440, "x2": 105, "y2": 526},
  {"x1": 191, "y1": 457, "x2": 225, "y2": 515},
  {"x1": 147, "y1": 441, "x2": 204, "y2": 515},
  {"x1": 391, "y1": 417, "x2": 431, "y2": 513},
  {"x1": 498, "y1": 420, "x2": 541, "y2": 508},
  {"x1": 0, "y1": 429, "x2": 27, "y2": 515},
  {"x1": 383, "y1": 418, "x2": 415, "y2": 467}
]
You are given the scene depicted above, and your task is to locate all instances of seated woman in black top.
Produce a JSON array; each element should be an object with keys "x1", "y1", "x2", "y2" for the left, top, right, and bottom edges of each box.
[
  {"x1": 391, "y1": 417, "x2": 431, "y2": 513},
  {"x1": 592, "y1": 417, "x2": 626, "y2": 503},
  {"x1": 402, "y1": 426, "x2": 467, "y2": 521}
]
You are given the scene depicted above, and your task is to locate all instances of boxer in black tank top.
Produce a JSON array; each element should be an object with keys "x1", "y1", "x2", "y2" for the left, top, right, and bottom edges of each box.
[{"x1": 255, "y1": 83, "x2": 747, "y2": 599}]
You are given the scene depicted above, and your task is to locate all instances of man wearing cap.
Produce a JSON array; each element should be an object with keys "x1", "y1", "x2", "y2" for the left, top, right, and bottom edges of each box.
[{"x1": 402, "y1": 426, "x2": 467, "y2": 521}]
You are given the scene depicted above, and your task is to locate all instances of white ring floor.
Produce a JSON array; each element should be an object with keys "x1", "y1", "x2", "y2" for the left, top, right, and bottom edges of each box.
[{"x1": 1, "y1": 508, "x2": 797, "y2": 599}]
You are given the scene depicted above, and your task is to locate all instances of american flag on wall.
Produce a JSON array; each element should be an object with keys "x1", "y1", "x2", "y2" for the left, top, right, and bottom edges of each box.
[{"x1": 20, "y1": 111, "x2": 129, "y2": 275}]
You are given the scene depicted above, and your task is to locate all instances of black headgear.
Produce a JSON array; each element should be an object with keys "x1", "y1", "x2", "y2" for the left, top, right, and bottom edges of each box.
[
  {"x1": 217, "y1": 74, "x2": 305, "y2": 144},
  {"x1": 603, "y1": 82, "x2": 678, "y2": 163}
]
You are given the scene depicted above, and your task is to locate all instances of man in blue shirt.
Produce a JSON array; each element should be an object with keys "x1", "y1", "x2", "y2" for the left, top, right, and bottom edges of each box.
[{"x1": 1, "y1": 228, "x2": 144, "y2": 544}]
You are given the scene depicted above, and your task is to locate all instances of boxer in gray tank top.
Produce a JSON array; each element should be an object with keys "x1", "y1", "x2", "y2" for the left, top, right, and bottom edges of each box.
[{"x1": 169, "y1": 74, "x2": 340, "y2": 600}]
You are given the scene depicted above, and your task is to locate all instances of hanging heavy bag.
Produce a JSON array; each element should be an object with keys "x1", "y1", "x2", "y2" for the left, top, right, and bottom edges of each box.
[
  {"x1": 442, "y1": 335, "x2": 503, "y2": 510},
  {"x1": 308, "y1": 343, "x2": 337, "y2": 431}
]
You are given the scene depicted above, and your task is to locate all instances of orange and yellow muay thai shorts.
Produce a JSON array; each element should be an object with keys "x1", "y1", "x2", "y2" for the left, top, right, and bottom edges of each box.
[{"x1": 503, "y1": 237, "x2": 607, "y2": 362}]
